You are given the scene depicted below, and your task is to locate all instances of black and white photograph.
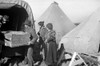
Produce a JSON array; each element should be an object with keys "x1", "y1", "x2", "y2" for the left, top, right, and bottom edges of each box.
[{"x1": 0, "y1": 0, "x2": 100, "y2": 66}]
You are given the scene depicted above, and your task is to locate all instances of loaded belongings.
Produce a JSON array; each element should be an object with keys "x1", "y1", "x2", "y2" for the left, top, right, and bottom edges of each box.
[{"x1": 5, "y1": 31, "x2": 30, "y2": 47}]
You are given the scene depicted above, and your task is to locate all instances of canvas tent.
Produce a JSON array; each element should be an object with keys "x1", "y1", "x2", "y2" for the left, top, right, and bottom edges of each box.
[
  {"x1": 35, "y1": 2, "x2": 76, "y2": 43},
  {"x1": 59, "y1": 8, "x2": 100, "y2": 55},
  {"x1": 0, "y1": 0, "x2": 34, "y2": 31}
]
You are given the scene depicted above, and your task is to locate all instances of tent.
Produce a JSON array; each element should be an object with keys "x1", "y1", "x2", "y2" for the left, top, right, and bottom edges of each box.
[
  {"x1": 35, "y1": 2, "x2": 76, "y2": 43},
  {"x1": 0, "y1": 0, "x2": 34, "y2": 31},
  {"x1": 59, "y1": 8, "x2": 100, "y2": 55}
]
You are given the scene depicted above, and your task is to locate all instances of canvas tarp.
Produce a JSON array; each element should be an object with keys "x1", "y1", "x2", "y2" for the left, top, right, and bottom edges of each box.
[
  {"x1": 0, "y1": 0, "x2": 34, "y2": 25},
  {"x1": 59, "y1": 8, "x2": 100, "y2": 55},
  {"x1": 35, "y1": 2, "x2": 76, "y2": 43}
]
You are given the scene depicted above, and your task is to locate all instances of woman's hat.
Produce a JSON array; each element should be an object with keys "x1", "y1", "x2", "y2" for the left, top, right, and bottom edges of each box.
[{"x1": 46, "y1": 23, "x2": 53, "y2": 30}]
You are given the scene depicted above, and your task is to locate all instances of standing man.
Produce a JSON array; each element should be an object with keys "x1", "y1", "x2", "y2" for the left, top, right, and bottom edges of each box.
[
  {"x1": 38, "y1": 21, "x2": 48, "y2": 41},
  {"x1": 24, "y1": 19, "x2": 38, "y2": 66},
  {"x1": 38, "y1": 21, "x2": 48, "y2": 60}
]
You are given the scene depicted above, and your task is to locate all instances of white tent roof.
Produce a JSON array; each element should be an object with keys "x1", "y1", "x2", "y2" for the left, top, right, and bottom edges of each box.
[
  {"x1": 35, "y1": 2, "x2": 76, "y2": 43},
  {"x1": 59, "y1": 8, "x2": 100, "y2": 55}
]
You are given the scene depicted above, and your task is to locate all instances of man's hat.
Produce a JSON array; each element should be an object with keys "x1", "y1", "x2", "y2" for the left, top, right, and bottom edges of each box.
[{"x1": 38, "y1": 21, "x2": 44, "y2": 25}]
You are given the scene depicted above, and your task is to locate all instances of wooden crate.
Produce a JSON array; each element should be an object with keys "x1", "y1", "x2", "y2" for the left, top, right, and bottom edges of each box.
[{"x1": 5, "y1": 31, "x2": 30, "y2": 47}]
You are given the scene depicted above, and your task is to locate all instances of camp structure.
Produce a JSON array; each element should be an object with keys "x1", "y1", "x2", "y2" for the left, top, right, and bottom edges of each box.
[
  {"x1": 35, "y1": 2, "x2": 76, "y2": 43},
  {"x1": 59, "y1": 8, "x2": 100, "y2": 56},
  {"x1": 0, "y1": 0, "x2": 35, "y2": 57}
]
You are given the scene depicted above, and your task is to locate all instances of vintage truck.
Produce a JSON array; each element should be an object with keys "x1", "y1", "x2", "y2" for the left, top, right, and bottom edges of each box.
[{"x1": 0, "y1": 0, "x2": 36, "y2": 65}]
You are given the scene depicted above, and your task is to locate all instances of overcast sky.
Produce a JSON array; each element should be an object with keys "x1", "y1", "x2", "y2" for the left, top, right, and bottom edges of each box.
[{"x1": 25, "y1": 0, "x2": 100, "y2": 23}]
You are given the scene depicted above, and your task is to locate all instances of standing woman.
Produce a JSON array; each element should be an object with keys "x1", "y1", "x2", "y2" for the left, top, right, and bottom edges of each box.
[
  {"x1": 45, "y1": 23, "x2": 57, "y2": 66},
  {"x1": 24, "y1": 19, "x2": 38, "y2": 66}
]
